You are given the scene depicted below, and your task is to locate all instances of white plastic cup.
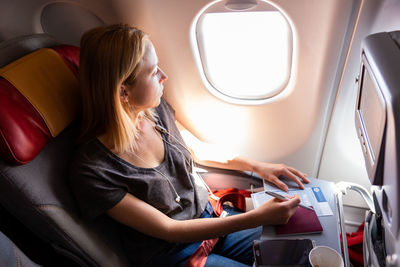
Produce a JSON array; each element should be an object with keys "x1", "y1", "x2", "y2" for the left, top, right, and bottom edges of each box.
[{"x1": 309, "y1": 246, "x2": 344, "y2": 267}]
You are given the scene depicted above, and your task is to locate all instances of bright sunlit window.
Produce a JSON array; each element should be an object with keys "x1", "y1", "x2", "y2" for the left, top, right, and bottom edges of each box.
[{"x1": 195, "y1": 10, "x2": 292, "y2": 102}]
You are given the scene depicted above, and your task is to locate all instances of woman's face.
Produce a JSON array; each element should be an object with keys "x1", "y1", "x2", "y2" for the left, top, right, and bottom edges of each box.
[{"x1": 122, "y1": 41, "x2": 167, "y2": 112}]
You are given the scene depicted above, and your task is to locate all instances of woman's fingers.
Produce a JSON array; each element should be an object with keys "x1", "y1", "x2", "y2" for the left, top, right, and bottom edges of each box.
[
  {"x1": 262, "y1": 163, "x2": 309, "y2": 191},
  {"x1": 270, "y1": 176, "x2": 289, "y2": 191},
  {"x1": 287, "y1": 194, "x2": 301, "y2": 207},
  {"x1": 281, "y1": 169, "x2": 305, "y2": 190},
  {"x1": 288, "y1": 167, "x2": 309, "y2": 183}
]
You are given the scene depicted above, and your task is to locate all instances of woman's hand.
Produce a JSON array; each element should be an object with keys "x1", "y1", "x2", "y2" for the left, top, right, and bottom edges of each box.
[
  {"x1": 250, "y1": 194, "x2": 301, "y2": 225},
  {"x1": 254, "y1": 162, "x2": 309, "y2": 191}
]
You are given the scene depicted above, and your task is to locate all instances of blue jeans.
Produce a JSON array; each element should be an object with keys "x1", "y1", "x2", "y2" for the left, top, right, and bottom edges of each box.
[{"x1": 149, "y1": 202, "x2": 262, "y2": 267}]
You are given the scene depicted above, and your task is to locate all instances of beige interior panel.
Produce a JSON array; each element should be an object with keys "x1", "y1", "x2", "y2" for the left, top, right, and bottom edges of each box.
[{"x1": 117, "y1": 0, "x2": 355, "y2": 177}]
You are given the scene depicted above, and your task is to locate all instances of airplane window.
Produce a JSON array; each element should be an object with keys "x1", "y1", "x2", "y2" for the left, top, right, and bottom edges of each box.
[{"x1": 193, "y1": 9, "x2": 292, "y2": 103}]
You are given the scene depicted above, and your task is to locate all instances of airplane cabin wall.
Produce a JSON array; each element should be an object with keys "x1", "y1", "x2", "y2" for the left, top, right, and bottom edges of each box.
[
  {"x1": 0, "y1": 0, "x2": 356, "y2": 182},
  {"x1": 0, "y1": 0, "x2": 365, "y2": 198},
  {"x1": 0, "y1": 0, "x2": 364, "y2": 184},
  {"x1": 122, "y1": 0, "x2": 357, "y2": 181},
  {"x1": 0, "y1": 0, "x2": 127, "y2": 45}
]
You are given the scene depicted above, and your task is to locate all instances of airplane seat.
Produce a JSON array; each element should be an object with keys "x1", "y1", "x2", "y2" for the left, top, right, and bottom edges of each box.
[
  {"x1": 0, "y1": 34, "x2": 130, "y2": 267},
  {"x1": 353, "y1": 30, "x2": 400, "y2": 266},
  {"x1": 0, "y1": 34, "x2": 59, "y2": 67}
]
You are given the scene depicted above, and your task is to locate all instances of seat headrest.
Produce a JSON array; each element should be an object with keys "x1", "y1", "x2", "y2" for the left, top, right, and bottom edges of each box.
[{"x1": 0, "y1": 45, "x2": 80, "y2": 165}]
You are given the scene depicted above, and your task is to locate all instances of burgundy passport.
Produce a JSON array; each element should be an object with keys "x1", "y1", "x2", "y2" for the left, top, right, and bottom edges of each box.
[{"x1": 275, "y1": 206, "x2": 323, "y2": 235}]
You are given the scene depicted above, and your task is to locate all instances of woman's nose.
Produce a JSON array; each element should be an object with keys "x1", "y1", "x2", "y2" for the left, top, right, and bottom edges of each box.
[{"x1": 159, "y1": 68, "x2": 168, "y2": 83}]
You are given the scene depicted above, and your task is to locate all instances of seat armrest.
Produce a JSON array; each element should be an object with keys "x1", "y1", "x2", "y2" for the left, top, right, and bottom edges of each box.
[{"x1": 194, "y1": 164, "x2": 263, "y2": 190}]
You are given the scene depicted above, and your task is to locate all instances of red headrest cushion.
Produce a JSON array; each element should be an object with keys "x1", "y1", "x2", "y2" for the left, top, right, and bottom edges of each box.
[{"x1": 0, "y1": 45, "x2": 79, "y2": 165}]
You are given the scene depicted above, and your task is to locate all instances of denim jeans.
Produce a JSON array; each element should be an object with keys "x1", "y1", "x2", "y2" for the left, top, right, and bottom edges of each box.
[{"x1": 149, "y1": 202, "x2": 262, "y2": 267}]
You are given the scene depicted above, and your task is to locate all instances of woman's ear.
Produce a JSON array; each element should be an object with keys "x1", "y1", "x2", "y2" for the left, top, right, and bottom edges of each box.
[{"x1": 120, "y1": 84, "x2": 129, "y2": 103}]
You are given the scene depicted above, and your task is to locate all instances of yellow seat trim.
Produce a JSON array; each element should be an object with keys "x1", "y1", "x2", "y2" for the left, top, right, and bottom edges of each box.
[{"x1": 0, "y1": 48, "x2": 79, "y2": 137}]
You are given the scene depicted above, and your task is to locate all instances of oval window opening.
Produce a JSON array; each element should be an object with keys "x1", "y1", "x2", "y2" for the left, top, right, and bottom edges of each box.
[{"x1": 194, "y1": 4, "x2": 293, "y2": 103}]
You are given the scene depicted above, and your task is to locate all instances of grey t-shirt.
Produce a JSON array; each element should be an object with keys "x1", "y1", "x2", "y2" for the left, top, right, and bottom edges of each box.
[{"x1": 69, "y1": 99, "x2": 209, "y2": 265}]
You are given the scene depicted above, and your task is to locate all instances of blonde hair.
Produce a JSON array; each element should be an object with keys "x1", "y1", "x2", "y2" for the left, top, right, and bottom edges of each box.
[{"x1": 79, "y1": 24, "x2": 156, "y2": 152}]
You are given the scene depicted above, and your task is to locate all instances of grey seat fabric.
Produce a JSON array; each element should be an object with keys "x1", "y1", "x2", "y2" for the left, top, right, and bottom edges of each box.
[
  {"x1": 0, "y1": 126, "x2": 130, "y2": 267},
  {"x1": 0, "y1": 35, "x2": 131, "y2": 267},
  {"x1": 389, "y1": 30, "x2": 400, "y2": 48},
  {"x1": 0, "y1": 231, "x2": 41, "y2": 267}
]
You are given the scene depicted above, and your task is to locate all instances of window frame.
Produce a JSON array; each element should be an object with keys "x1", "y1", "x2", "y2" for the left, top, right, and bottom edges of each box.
[{"x1": 190, "y1": 0, "x2": 294, "y2": 105}]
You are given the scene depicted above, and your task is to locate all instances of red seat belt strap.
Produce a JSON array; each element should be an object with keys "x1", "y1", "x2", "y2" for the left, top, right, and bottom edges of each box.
[
  {"x1": 184, "y1": 238, "x2": 219, "y2": 267},
  {"x1": 184, "y1": 190, "x2": 247, "y2": 267}
]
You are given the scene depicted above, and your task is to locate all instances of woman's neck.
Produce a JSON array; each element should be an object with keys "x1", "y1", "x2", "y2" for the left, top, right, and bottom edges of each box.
[{"x1": 97, "y1": 112, "x2": 154, "y2": 153}]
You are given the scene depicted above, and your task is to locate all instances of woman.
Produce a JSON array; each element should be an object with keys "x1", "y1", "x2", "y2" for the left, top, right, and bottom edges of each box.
[{"x1": 70, "y1": 24, "x2": 309, "y2": 266}]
